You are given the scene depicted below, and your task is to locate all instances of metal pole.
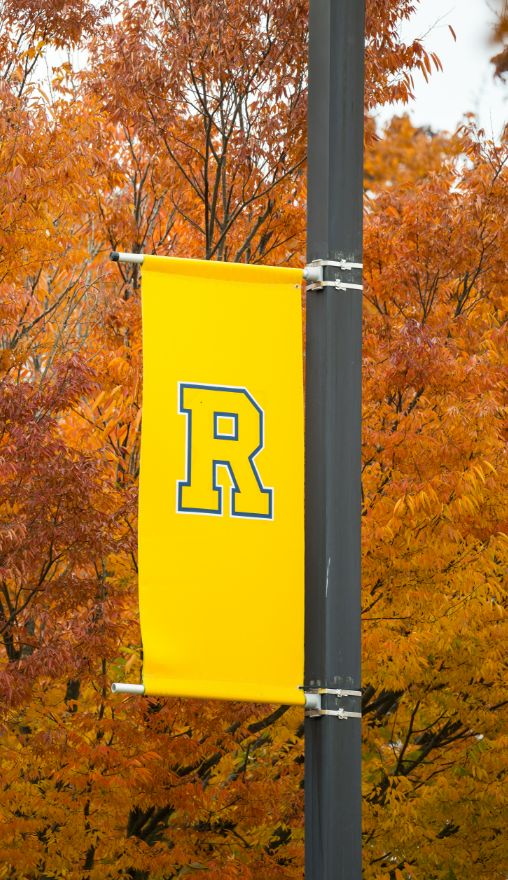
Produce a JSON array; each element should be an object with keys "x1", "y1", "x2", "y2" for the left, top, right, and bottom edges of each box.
[{"x1": 305, "y1": 1, "x2": 364, "y2": 878}]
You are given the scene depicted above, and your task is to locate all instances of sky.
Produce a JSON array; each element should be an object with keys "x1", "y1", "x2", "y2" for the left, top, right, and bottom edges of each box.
[{"x1": 376, "y1": 0, "x2": 507, "y2": 137}]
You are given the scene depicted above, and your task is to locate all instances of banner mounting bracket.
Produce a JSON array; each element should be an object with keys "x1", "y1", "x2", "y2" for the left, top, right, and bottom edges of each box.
[
  {"x1": 302, "y1": 687, "x2": 362, "y2": 719},
  {"x1": 303, "y1": 259, "x2": 363, "y2": 293}
]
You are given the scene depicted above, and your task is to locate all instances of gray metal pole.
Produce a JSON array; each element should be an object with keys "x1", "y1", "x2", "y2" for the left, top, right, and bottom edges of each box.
[{"x1": 305, "y1": 1, "x2": 364, "y2": 879}]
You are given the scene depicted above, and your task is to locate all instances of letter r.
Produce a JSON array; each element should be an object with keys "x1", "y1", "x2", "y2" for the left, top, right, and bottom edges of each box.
[{"x1": 177, "y1": 383, "x2": 273, "y2": 519}]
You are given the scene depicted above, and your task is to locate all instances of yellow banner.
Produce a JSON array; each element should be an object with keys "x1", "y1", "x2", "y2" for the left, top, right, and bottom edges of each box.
[{"x1": 138, "y1": 255, "x2": 305, "y2": 705}]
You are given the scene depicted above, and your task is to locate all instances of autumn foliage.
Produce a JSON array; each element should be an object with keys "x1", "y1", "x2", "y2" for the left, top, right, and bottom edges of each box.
[{"x1": 0, "y1": 2, "x2": 507, "y2": 878}]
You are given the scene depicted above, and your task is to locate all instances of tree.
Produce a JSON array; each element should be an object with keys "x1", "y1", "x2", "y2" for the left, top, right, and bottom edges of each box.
[
  {"x1": 491, "y1": 0, "x2": 508, "y2": 79},
  {"x1": 362, "y1": 117, "x2": 508, "y2": 879}
]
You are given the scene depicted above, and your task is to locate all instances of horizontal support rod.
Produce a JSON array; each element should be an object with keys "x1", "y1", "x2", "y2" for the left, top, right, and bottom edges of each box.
[
  {"x1": 110, "y1": 251, "x2": 144, "y2": 264},
  {"x1": 111, "y1": 682, "x2": 145, "y2": 695},
  {"x1": 111, "y1": 682, "x2": 322, "y2": 709}
]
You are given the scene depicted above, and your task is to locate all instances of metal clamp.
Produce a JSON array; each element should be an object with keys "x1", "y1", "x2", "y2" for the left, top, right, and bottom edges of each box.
[
  {"x1": 304, "y1": 259, "x2": 363, "y2": 275},
  {"x1": 307, "y1": 280, "x2": 363, "y2": 292},
  {"x1": 313, "y1": 688, "x2": 362, "y2": 698},
  {"x1": 303, "y1": 259, "x2": 363, "y2": 293},
  {"x1": 303, "y1": 687, "x2": 362, "y2": 720},
  {"x1": 311, "y1": 706, "x2": 362, "y2": 719}
]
